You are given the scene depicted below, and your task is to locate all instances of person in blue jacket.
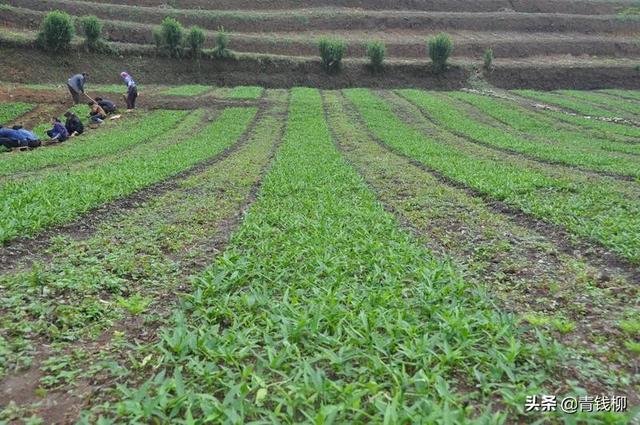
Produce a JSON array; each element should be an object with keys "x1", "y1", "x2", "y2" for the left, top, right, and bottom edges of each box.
[
  {"x1": 0, "y1": 125, "x2": 23, "y2": 148},
  {"x1": 46, "y1": 118, "x2": 69, "y2": 142},
  {"x1": 12, "y1": 125, "x2": 41, "y2": 148},
  {"x1": 0, "y1": 125, "x2": 40, "y2": 148}
]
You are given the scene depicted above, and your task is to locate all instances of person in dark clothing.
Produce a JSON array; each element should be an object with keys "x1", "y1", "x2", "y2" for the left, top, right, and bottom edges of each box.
[
  {"x1": 0, "y1": 126, "x2": 23, "y2": 148},
  {"x1": 46, "y1": 118, "x2": 69, "y2": 142},
  {"x1": 11, "y1": 125, "x2": 41, "y2": 148},
  {"x1": 67, "y1": 72, "x2": 88, "y2": 105},
  {"x1": 0, "y1": 125, "x2": 39, "y2": 148},
  {"x1": 94, "y1": 97, "x2": 117, "y2": 114},
  {"x1": 120, "y1": 72, "x2": 138, "y2": 110},
  {"x1": 64, "y1": 111, "x2": 84, "y2": 136}
]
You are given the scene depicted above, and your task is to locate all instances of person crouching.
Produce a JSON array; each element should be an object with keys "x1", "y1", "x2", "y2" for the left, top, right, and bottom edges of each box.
[
  {"x1": 46, "y1": 118, "x2": 69, "y2": 142},
  {"x1": 94, "y1": 97, "x2": 117, "y2": 115},
  {"x1": 64, "y1": 111, "x2": 84, "y2": 137},
  {"x1": 88, "y1": 101, "x2": 107, "y2": 125}
]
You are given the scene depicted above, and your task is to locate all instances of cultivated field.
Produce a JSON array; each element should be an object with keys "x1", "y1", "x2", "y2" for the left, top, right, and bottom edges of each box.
[
  {"x1": 3, "y1": 0, "x2": 640, "y2": 61},
  {"x1": 0, "y1": 84, "x2": 638, "y2": 423}
]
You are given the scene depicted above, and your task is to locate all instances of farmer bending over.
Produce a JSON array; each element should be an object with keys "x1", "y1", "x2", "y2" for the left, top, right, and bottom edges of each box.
[
  {"x1": 64, "y1": 111, "x2": 84, "y2": 136},
  {"x1": 88, "y1": 101, "x2": 107, "y2": 124},
  {"x1": 94, "y1": 97, "x2": 117, "y2": 114},
  {"x1": 120, "y1": 71, "x2": 138, "y2": 111},
  {"x1": 67, "y1": 72, "x2": 88, "y2": 105},
  {"x1": 46, "y1": 118, "x2": 69, "y2": 142}
]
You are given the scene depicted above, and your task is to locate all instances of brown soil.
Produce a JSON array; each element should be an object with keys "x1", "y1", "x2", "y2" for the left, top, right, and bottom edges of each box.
[
  {"x1": 0, "y1": 103, "x2": 262, "y2": 275},
  {"x1": 329, "y1": 90, "x2": 639, "y2": 402},
  {"x1": 0, "y1": 46, "x2": 470, "y2": 90},
  {"x1": 6, "y1": 6, "x2": 640, "y2": 60},
  {"x1": 0, "y1": 86, "x2": 263, "y2": 111},
  {"x1": 69, "y1": 0, "x2": 626, "y2": 15},
  {"x1": 7, "y1": 0, "x2": 640, "y2": 35},
  {"x1": 382, "y1": 90, "x2": 640, "y2": 283},
  {"x1": 3, "y1": 44, "x2": 640, "y2": 90},
  {"x1": 0, "y1": 93, "x2": 289, "y2": 424},
  {"x1": 429, "y1": 92, "x2": 639, "y2": 181}
]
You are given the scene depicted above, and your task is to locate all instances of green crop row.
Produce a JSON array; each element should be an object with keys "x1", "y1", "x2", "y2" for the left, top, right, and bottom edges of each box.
[
  {"x1": 229, "y1": 85, "x2": 264, "y2": 99},
  {"x1": 345, "y1": 88, "x2": 640, "y2": 263},
  {"x1": 558, "y1": 90, "x2": 640, "y2": 117},
  {"x1": 420, "y1": 92, "x2": 640, "y2": 178},
  {"x1": 448, "y1": 91, "x2": 640, "y2": 159},
  {"x1": 539, "y1": 108, "x2": 640, "y2": 142},
  {"x1": 600, "y1": 89, "x2": 640, "y2": 102},
  {"x1": 0, "y1": 97, "x2": 286, "y2": 381},
  {"x1": 0, "y1": 107, "x2": 256, "y2": 244},
  {"x1": 513, "y1": 89, "x2": 617, "y2": 117},
  {"x1": 0, "y1": 102, "x2": 34, "y2": 124},
  {"x1": 103, "y1": 87, "x2": 561, "y2": 423},
  {"x1": 160, "y1": 84, "x2": 214, "y2": 96},
  {"x1": 0, "y1": 110, "x2": 188, "y2": 178}
]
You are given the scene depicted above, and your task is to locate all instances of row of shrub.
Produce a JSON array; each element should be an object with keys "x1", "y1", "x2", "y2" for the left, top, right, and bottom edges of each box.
[
  {"x1": 321, "y1": 34, "x2": 494, "y2": 73},
  {"x1": 151, "y1": 17, "x2": 231, "y2": 59},
  {"x1": 36, "y1": 11, "x2": 494, "y2": 73},
  {"x1": 36, "y1": 10, "x2": 106, "y2": 52},
  {"x1": 36, "y1": 11, "x2": 226, "y2": 58},
  {"x1": 319, "y1": 33, "x2": 458, "y2": 73}
]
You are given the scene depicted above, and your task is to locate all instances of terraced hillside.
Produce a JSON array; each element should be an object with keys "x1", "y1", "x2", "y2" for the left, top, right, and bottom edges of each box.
[
  {"x1": 2, "y1": 0, "x2": 640, "y2": 87},
  {"x1": 0, "y1": 83, "x2": 638, "y2": 423}
]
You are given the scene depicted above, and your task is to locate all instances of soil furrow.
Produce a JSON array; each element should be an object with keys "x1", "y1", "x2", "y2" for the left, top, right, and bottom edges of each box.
[
  {"x1": 0, "y1": 104, "x2": 263, "y2": 275},
  {"x1": 341, "y1": 90, "x2": 640, "y2": 283},
  {"x1": 326, "y1": 89, "x2": 639, "y2": 403},
  {"x1": 0, "y1": 110, "x2": 202, "y2": 183},
  {"x1": 0, "y1": 90, "x2": 290, "y2": 424},
  {"x1": 387, "y1": 91, "x2": 640, "y2": 182}
]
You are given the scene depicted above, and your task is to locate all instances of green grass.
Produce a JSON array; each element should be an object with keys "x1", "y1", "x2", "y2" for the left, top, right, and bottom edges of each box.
[
  {"x1": 538, "y1": 108, "x2": 640, "y2": 141},
  {"x1": 0, "y1": 110, "x2": 188, "y2": 177},
  {"x1": 513, "y1": 90, "x2": 618, "y2": 117},
  {"x1": 345, "y1": 88, "x2": 640, "y2": 263},
  {"x1": 0, "y1": 102, "x2": 34, "y2": 123},
  {"x1": 557, "y1": 90, "x2": 640, "y2": 117},
  {"x1": 0, "y1": 95, "x2": 286, "y2": 384},
  {"x1": 0, "y1": 107, "x2": 256, "y2": 243},
  {"x1": 160, "y1": 85, "x2": 215, "y2": 96},
  {"x1": 229, "y1": 86, "x2": 264, "y2": 99},
  {"x1": 444, "y1": 92, "x2": 640, "y2": 175},
  {"x1": 98, "y1": 87, "x2": 565, "y2": 423}
]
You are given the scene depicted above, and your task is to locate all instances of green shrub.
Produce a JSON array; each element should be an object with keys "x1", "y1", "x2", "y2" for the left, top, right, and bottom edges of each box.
[
  {"x1": 483, "y1": 48, "x2": 494, "y2": 71},
  {"x1": 212, "y1": 26, "x2": 233, "y2": 59},
  {"x1": 37, "y1": 11, "x2": 75, "y2": 52},
  {"x1": 156, "y1": 17, "x2": 184, "y2": 57},
  {"x1": 428, "y1": 33, "x2": 453, "y2": 73},
  {"x1": 186, "y1": 26, "x2": 206, "y2": 57},
  {"x1": 152, "y1": 27, "x2": 162, "y2": 50},
  {"x1": 318, "y1": 37, "x2": 347, "y2": 73},
  {"x1": 366, "y1": 40, "x2": 386, "y2": 70},
  {"x1": 80, "y1": 15, "x2": 103, "y2": 51}
]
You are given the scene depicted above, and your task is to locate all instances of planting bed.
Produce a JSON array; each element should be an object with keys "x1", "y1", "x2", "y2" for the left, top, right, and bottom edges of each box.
[{"x1": 0, "y1": 85, "x2": 638, "y2": 424}]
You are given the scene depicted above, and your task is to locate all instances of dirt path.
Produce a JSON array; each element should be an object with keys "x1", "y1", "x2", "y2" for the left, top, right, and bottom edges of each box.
[
  {"x1": 0, "y1": 86, "x2": 263, "y2": 112},
  {"x1": 0, "y1": 90, "x2": 290, "y2": 424},
  {"x1": 326, "y1": 89, "x2": 639, "y2": 403}
]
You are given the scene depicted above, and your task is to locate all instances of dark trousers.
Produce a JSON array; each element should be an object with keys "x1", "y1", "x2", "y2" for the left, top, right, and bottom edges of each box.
[
  {"x1": 68, "y1": 84, "x2": 81, "y2": 104},
  {"x1": 127, "y1": 86, "x2": 138, "y2": 109},
  {"x1": 0, "y1": 138, "x2": 21, "y2": 148},
  {"x1": 47, "y1": 130, "x2": 67, "y2": 142}
]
